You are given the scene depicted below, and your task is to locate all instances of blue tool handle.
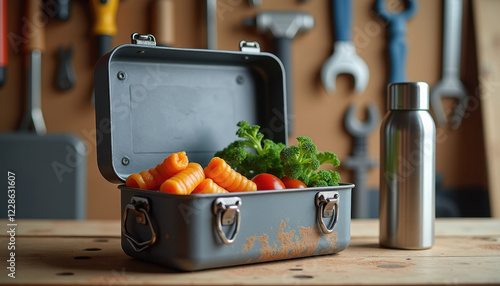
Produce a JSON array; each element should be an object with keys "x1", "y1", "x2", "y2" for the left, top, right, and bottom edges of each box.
[
  {"x1": 333, "y1": 0, "x2": 352, "y2": 42},
  {"x1": 273, "y1": 37, "x2": 293, "y2": 135},
  {"x1": 388, "y1": 18, "x2": 407, "y2": 83}
]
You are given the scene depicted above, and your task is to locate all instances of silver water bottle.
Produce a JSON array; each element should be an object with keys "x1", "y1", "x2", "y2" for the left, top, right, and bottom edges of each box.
[{"x1": 379, "y1": 82, "x2": 435, "y2": 249}]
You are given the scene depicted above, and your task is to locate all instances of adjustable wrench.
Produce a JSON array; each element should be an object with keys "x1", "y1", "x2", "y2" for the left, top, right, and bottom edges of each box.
[
  {"x1": 321, "y1": 0, "x2": 369, "y2": 94},
  {"x1": 343, "y1": 103, "x2": 379, "y2": 218},
  {"x1": 430, "y1": 0, "x2": 468, "y2": 129},
  {"x1": 375, "y1": 0, "x2": 417, "y2": 83}
]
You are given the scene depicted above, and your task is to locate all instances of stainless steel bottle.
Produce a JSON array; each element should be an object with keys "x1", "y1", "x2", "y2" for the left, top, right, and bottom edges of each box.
[{"x1": 379, "y1": 82, "x2": 435, "y2": 249}]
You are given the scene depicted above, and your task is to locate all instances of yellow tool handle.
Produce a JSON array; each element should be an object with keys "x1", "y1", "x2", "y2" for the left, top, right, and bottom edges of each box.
[
  {"x1": 26, "y1": 0, "x2": 45, "y2": 52},
  {"x1": 91, "y1": 0, "x2": 119, "y2": 36}
]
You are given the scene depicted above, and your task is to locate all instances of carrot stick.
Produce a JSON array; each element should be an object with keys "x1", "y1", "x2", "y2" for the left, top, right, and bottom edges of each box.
[
  {"x1": 126, "y1": 151, "x2": 189, "y2": 190},
  {"x1": 191, "y1": 178, "x2": 229, "y2": 194},
  {"x1": 160, "y1": 163, "x2": 205, "y2": 195},
  {"x1": 204, "y1": 157, "x2": 257, "y2": 192}
]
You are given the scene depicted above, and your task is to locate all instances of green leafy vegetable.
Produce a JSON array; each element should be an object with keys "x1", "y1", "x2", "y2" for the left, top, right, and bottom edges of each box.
[
  {"x1": 215, "y1": 121, "x2": 341, "y2": 187},
  {"x1": 280, "y1": 136, "x2": 340, "y2": 187},
  {"x1": 215, "y1": 121, "x2": 286, "y2": 178}
]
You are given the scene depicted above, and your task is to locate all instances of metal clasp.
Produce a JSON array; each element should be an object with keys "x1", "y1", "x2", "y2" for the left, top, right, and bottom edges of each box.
[
  {"x1": 315, "y1": 192, "x2": 340, "y2": 234},
  {"x1": 213, "y1": 197, "x2": 242, "y2": 245},
  {"x1": 131, "y1": 33, "x2": 157, "y2": 46},
  {"x1": 239, "y1": 41, "x2": 261, "y2": 53},
  {"x1": 122, "y1": 196, "x2": 157, "y2": 252}
]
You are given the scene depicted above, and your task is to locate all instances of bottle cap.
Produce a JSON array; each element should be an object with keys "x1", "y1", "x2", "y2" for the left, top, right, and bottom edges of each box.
[{"x1": 388, "y1": 82, "x2": 429, "y2": 110}]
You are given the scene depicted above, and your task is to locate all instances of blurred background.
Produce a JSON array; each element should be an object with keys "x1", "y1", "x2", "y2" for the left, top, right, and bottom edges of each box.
[{"x1": 0, "y1": 0, "x2": 496, "y2": 219}]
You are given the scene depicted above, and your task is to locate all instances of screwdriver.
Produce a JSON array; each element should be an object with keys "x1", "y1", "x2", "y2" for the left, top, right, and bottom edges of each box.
[
  {"x1": 20, "y1": 0, "x2": 46, "y2": 134},
  {"x1": 91, "y1": 0, "x2": 119, "y2": 58},
  {"x1": 0, "y1": 0, "x2": 7, "y2": 87}
]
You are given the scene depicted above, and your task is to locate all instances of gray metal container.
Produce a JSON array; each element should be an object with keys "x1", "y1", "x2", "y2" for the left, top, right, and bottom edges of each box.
[
  {"x1": 95, "y1": 33, "x2": 353, "y2": 271},
  {"x1": 379, "y1": 82, "x2": 435, "y2": 250}
]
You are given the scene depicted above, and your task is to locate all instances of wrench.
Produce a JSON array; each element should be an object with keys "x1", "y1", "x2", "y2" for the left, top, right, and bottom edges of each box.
[
  {"x1": 431, "y1": 0, "x2": 468, "y2": 129},
  {"x1": 375, "y1": 0, "x2": 417, "y2": 83},
  {"x1": 56, "y1": 46, "x2": 76, "y2": 91},
  {"x1": 343, "y1": 103, "x2": 379, "y2": 218},
  {"x1": 321, "y1": 0, "x2": 369, "y2": 94}
]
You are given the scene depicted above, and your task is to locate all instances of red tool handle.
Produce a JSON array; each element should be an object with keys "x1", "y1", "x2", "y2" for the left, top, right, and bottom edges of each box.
[{"x1": 0, "y1": 0, "x2": 7, "y2": 86}]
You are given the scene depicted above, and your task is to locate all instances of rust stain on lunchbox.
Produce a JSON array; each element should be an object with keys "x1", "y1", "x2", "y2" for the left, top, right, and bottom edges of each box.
[{"x1": 242, "y1": 219, "x2": 338, "y2": 262}]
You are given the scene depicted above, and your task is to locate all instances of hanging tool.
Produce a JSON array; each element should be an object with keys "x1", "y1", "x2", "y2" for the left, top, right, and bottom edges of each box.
[
  {"x1": 321, "y1": 0, "x2": 369, "y2": 94},
  {"x1": 343, "y1": 103, "x2": 379, "y2": 218},
  {"x1": 20, "y1": 0, "x2": 46, "y2": 134},
  {"x1": 0, "y1": 0, "x2": 7, "y2": 87},
  {"x1": 206, "y1": 0, "x2": 217, "y2": 49},
  {"x1": 91, "y1": 0, "x2": 119, "y2": 58},
  {"x1": 244, "y1": 12, "x2": 314, "y2": 135},
  {"x1": 56, "y1": 46, "x2": 76, "y2": 91},
  {"x1": 46, "y1": 0, "x2": 71, "y2": 21},
  {"x1": 375, "y1": 0, "x2": 417, "y2": 84},
  {"x1": 152, "y1": 0, "x2": 174, "y2": 47},
  {"x1": 430, "y1": 0, "x2": 468, "y2": 130}
]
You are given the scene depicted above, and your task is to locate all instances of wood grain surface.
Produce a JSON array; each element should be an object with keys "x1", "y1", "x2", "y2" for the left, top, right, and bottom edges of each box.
[{"x1": 0, "y1": 219, "x2": 498, "y2": 285}]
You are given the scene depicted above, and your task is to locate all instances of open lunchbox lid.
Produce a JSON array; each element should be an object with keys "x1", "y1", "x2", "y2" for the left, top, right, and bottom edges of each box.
[{"x1": 94, "y1": 33, "x2": 288, "y2": 183}]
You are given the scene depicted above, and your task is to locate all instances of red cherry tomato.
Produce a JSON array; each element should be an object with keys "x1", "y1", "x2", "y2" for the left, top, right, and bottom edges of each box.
[
  {"x1": 281, "y1": 177, "x2": 307, "y2": 189},
  {"x1": 251, "y1": 173, "x2": 286, "y2": 190}
]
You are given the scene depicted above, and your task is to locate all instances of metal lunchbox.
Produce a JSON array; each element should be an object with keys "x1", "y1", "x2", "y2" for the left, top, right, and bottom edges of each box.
[{"x1": 94, "y1": 33, "x2": 353, "y2": 271}]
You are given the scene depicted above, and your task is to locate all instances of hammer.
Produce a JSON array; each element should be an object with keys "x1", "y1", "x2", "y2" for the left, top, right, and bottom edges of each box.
[{"x1": 245, "y1": 12, "x2": 314, "y2": 135}]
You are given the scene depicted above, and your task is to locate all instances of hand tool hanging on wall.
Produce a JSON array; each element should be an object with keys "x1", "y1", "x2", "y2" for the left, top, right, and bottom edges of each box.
[
  {"x1": 20, "y1": 0, "x2": 46, "y2": 134},
  {"x1": 430, "y1": 0, "x2": 468, "y2": 130},
  {"x1": 321, "y1": 0, "x2": 369, "y2": 94},
  {"x1": 206, "y1": 0, "x2": 217, "y2": 49},
  {"x1": 45, "y1": 0, "x2": 71, "y2": 21},
  {"x1": 343, "y1": 103, "x2": 379, "y2": 218},
  {"x1": 56, "y1": 46, "x2": 76, "y2": 91},
  {"x1": 244, "y1": 12, "x2": 314, "y2": 135},
  {"x1": 0, "y1": 0, "x2": 7, "y2": 87},
  {"x1": 375, "y1": 0, "x2": 417, "y2": 84},
  {"x1": 91, "y1": 0, "x2": 119, "y2": 58},
  {"x1": 152, "y1": 0, "x2": 174, "y2": 47}
]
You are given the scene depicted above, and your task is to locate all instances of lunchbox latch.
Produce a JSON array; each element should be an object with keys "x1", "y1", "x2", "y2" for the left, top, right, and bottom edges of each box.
[
  {"x1": 213, "y1": 197, "x2": 242, "y2": 245},
  {"x1": 131, "y1": 33, "x2": 157, "y2": 46},
  {"x1": 122, "y1": 196, "x2": 157, "y2": 252},
  {"x1": 315, "y1": 192, "x2": 340, "y2": 234},
  {"x1": 239, "y1": 41, "x2": 261, "y2": 53}
]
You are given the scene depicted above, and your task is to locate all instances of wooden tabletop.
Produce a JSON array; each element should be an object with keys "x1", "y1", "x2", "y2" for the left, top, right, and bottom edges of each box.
[{"x1": 1, "y1": 218, "x2": 499, "y2": 285}]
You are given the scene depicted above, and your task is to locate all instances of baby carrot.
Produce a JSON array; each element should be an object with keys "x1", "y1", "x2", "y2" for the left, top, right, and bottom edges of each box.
[
  {"x1": 126, "y1": 151, "x2": 189, "y2": 190},
  {"x1": 160, "y1": 163, "x2": 205, "y2": 195},
  {"x1": 191, "y1": 178, "x2": 229, "y2": 194},
  {"x1": 204, "y1": 157, "x2": 257, "y2": 192}
]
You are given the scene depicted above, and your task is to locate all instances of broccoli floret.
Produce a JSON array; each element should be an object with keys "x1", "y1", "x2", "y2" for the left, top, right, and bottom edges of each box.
[
  {"x1": 308, "y1": 170, "x2": 341, "y2": 187},
  {"x1": 317, "y1": 151, "x2": 340, "y2": 167},
  {"x1": 280, "y1": 136, "x2": 341, "y2": 187},
  {"x1": 214, "y1": 121, "x2": 285, "y2": 178}
]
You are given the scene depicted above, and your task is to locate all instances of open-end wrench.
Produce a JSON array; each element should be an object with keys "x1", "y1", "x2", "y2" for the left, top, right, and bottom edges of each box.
[
  {"x1": 321, "y1": 0, "x2": 369, "y2": 94},
  {"x1": 431, "y1": 0, "x2": 468, "y2": 129},
  {"x1": 56, "y1": 46, "x2": 76, "y2": 91},
  {"x1": 343, "y1": 103, "x2": 379, "y2": 218},
  {"x1": 375, "y1": 0, "x2": 417, "y2": 84}
]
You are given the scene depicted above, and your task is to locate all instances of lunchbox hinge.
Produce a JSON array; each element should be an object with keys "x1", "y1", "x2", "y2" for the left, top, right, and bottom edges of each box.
[
  {"x1": 213, "y1": 197, "x2": 242, "y2": 245},
  {"x1": 131, "y1": 33, "x2": 157, "y2": 46},
  {"x1": 239, "y1": 41, "x2": 261, "y2": 53},
  {"x1": 315, "y1": 191, "x2": 340, "y2": 234}
]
